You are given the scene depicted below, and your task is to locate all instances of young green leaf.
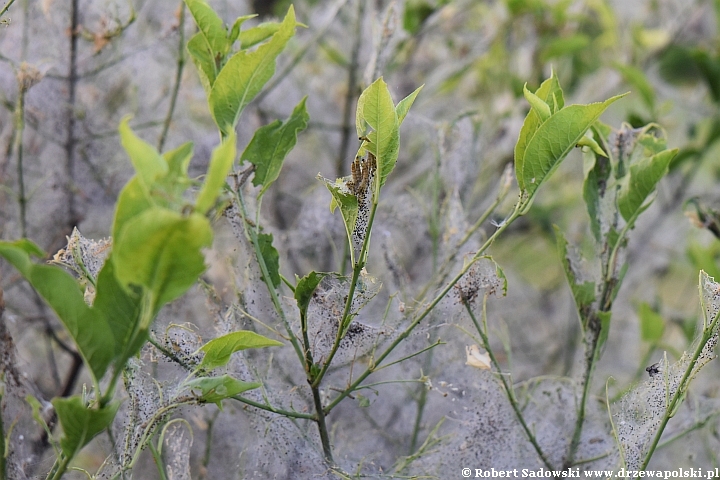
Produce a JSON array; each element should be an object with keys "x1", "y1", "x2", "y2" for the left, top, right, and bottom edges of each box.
[
  {"x1": 198, "y1": 331, "x2": 283, "y2": 370},
  {"x1": 119, "y1": 117, "x2": 168, "y2": 188},
  {"x1": 163, "y1": 142, "x2": 194, "y2": 183},
  {"x1": 209, "y1": 6, "x2": 298, "y2": 136},
  {"x1": 239, "y1": 22, "x2": 282, "y2": 48},
  {"x1": 576, "y1": 135, "x2": 606, "y2": 157},
  {"x1": 184, "y1": 0, "x2": 228, "y2": 59},
  {"x1": 356, "y1": 77, "x2": 400, "y2": 192},
  {"x1": 614, "y1": 63, "x2": 656, "y2": 111},
  {"x1": 53, "y1": 396, "x2": 121, "y2": 459},
  {"x1": 195, "y1": 132, "x2": 237, "y2": 214},
  {"x1": 514, "y1": 72, "x2": 565, "y2": 191},
  {"x1": 520, "y1": 94, "x2": 626, "y2": 197},
  {"x1": 228, "y1": 14, "x2": 257, "y2": 46},
  {"x1": 295, "y1": 271, "x2": 329, "y2": 319},
  {"x1": 113, "y1": 209, "x2": 212, "y2": 309},
  {"x1": 257, "y1": 232, "x2": 281, "y2": 289},
  {"x1": 523, "y1": 83, "x2": 552, "y2": 122},
  {"x1": 395, "y1": 85, "x2": 423, "y2": 124},
  {"x1": 638, "y1": 302, "x2": 665, "y2": 343},
  {"x1": 241, "y1": 97, "x2": 309, "y2": 198},
  {"x1": 187, "y1": 32, "x2": 218, "y2": 94},
  {"x1": 185, "y1": 375, "x2": 261, "y2": 407},
  {"x1": 618, "y1": 148, "x2": 678, "y2": 222},
  {"x1": 596, "y1": 310, "x2": 612, "y2": 353},
  {"x1": 0, "y1": 241, "x2": 115, "y2": 382}
]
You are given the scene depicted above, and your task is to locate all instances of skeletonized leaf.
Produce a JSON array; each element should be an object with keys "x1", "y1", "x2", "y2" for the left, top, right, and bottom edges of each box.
[
  {"x1": 555, "y1": 226, "x2": 596, "y2": 317},
  {"x1": 320, "y1": 176, "x2": 359, "y2": 253}
]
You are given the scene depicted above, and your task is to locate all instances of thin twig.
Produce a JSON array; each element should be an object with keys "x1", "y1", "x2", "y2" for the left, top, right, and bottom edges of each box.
[
  {"x1": 335, "y1": 0, "x2": 364, "y2": 177},
  {"x1": 252, "y1": 0, "x2": 348, "y2": 108},
  {"x1": 0, "y1": 0, "x2": 17, "y2": 19},
  {"x1": 157, "y1": 1, "x2": 186, "y2": 152},
  {"x1": 324, "y1": 201, "x2": 525, "y2": 414},
  {"x1": 12, "y1": 73, "x2": 27, "y2": 237},
  {"x1": 65, "y1": 0, "x2": 80, "y2": 229},
  {"x1": 463, "y1": 297, "x2": 555, "y2": 470}
]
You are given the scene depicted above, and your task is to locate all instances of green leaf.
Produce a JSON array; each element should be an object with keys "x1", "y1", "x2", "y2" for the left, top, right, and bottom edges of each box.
[
  {"x1": 163, "y1": 142, "x2": 193, "y2": 180},
  {"x1": 541, "y1": 34, "x2": 591, "y2": 60},
  {"x1": 554, "y1": 226, "x2": 596, "y2": 318},
  {"x1": 209, "y1": 6, "x2": 298, "y2": 136},
  {"x1": 638, "y1": 302, "x2": 665, "y2": 343},
  {"x1": 53, "y1": 397, "x2": 120, "y2": 458},
  {"x1": 395, "y1": 85, "x2": 423, "y2": 124},
  {"x1": 93, "y1": 257, "x2": 144, "y2": 360},
  {"x1": 184, "y1": 0, "x2": 227, "y2": 58},
  {"x1": 356, "y1": 77, "x2": 400, "y2": 192},
  {"x1": 618, "y1": 148, "x2": 678, "y2": 222},
  {"x1": 257, "y1": 232, "x2": 281, "y2": 289},
  {"x1": 523, "y1": 83, "x2": 551, "y2": 122},
  {"x1": 228, "y1": 15, "x2": 257, "y2": 46},
  {"x1": 0, "y1": 241, "x2": 115, "y2": 382},
  {"x1": 597, "y1": 310, "x2": 612, "y2": 352},
  {"x1": 158, "y1": 142, "x2": 194, "y2": 201},
  {"x1": 403, "y1": 0, "x2": 435, "y2": 34},
  {"x1": 241, "y1": 97, "x2": 309, "y2": 198},
  {"x1": 614, "y1": 63, "x2": 656, "y2": 110},
  {"x1": 576, "y1": 135, "x2": 606, "y2": 157},
  {"x1": 520, "y1": 94, "x2": 626, "y2": 196},
  {"x1": 113, "y1": 209, "x2": 212, "y2": 309},
  {"x1": 196, "y1": 132, "x2": 237, "y2": 214},
  {"x1": 514, "y1": 72, "x2": 565, "y2": 191},
  {"x1": 112, "y1": 176, "x2": 154, "y2": 242},
  {"x1": 239, "y1": 22, "x2": 282, "y2": 48},
  {"x1": 294, "y1": 271, "x2": 329, "y2": 318},
  {"x1": 187, "y1": 32, "x2": 217, "y2": 94},
  {"x1": 119, "y1": 117, "x2": 168, "y2": 188},
  {"x1": 198, "y1": 331, "x2": 282, "y2": 370},
  {"x1": 185, "y1": 375, "x2": 261, "y2": 406}
]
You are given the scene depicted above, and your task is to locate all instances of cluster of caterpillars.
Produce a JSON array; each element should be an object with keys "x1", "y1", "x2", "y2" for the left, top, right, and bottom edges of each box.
[
  {"x1": 347, "y1": 151, "x2": 376, "y2": 198},
  {"x1": 347, "y1": 150, "x2": 376, "y2": 255}
]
